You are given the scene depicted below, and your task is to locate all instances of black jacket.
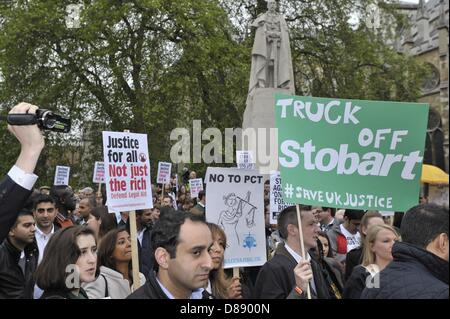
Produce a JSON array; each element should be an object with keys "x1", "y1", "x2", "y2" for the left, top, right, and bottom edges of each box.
[
  {"x1": 0, "y1": 238, "x2": 38, "y2": 299},
  {"x1": 345, "y1": 246, "x2": 363, "y2": 281},
  {"x1": 0, "y1": 175, "x2": 32, "y2": 242},
  {"x1": 127, "y1": 271, "x2": 212, "y2": 299},
  {"x1": 127, "y1": 272, "x2": 168, "y2": 299},
  {"x1": 41, "y1": 288, "x2": 89, "y2": 299},
  {"x1": 361, "y1": 242, "x2": 449, "y2": 299},
  {"x1": 138, "y1": 226, "x2": 153, "y2": 279},
  {"x1": 254, "y1": 242, "x2": 331, "y2": 299},
  {"x1": 343, "y1": 265, "x2": 369, "y2": 299}
]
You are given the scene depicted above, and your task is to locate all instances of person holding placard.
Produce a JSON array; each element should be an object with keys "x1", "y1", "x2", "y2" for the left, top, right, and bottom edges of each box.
[
  {"x1": 255, "y1": 205, "x2": 331, "y2": 299},
  {"x1": 83, "y1": 228, "x2": 146, "y2": 299},
  {"x1": 205, "y1": 223, "x2": 244, "y2": 299}
]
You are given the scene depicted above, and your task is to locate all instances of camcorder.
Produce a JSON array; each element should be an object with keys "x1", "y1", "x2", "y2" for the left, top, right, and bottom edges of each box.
[{"x1": 6, "y1": 109, "x2": 71, "y2": 133}]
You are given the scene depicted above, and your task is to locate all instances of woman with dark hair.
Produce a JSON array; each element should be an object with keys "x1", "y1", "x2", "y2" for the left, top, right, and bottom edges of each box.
[
  {"x1": 83, "y1": 228, "x2": 145, "y2": 299},
  {"x1": 86, "y1": 206, "x2": 117, "y2": 241},
  {"x1": 316, "y1": 231, "x2": 344, "y2": 298},
  {"x1": 35, "y1": 226, "x2": 98, "y2": 299}
]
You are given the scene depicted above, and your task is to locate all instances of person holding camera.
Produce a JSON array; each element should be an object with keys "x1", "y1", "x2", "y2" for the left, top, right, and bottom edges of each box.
[{"x1": 0, "y1": 102, "x2": 45, "y2": 242}]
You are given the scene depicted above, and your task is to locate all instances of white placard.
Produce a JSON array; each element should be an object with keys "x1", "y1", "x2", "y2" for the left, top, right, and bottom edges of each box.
[
  {"x1": 270, "y1": 170, "x2": 291, "y2": 224},
  {"x1": 103, "y1": 131, "x2": 153, "y2": 211},
  {"x1": 205, "y1": 167, "x2": 266, "y2": 268},
  {"x1": 236, "y1": 150, "x2": 256, "y2": 170},
  {"x1": 92, "y1": 161, "x2": 105, "y2": 183},
  {"x1": 380, "y1": 211, "x2": 395, "y2": 217},
  {"x1": 54, "y1": 166, "x2": 70, "y2": 186},
  {"x1": 157, "y1": 162, "x2": 172, "y2": 184},
  {"x1": 189, "y1": 178, "x2": 204, "y2": 199}
]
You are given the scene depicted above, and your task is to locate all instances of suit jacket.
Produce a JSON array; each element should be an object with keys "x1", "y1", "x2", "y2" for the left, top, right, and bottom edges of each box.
[
  {"x1": 139, "y1": 226, "x2": 153, "y2": 279},
  {"x1": 254, "y1": 242, "x2": 331, "y2": 299},
  {"x1": 0, "y1": 175, "x2": 32, "y2": 242}
]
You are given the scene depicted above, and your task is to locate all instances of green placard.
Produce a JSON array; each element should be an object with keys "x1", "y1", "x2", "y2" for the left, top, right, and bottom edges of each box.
[{"x1": 275, "y1": 94, "x2": 429, "y2": 212}]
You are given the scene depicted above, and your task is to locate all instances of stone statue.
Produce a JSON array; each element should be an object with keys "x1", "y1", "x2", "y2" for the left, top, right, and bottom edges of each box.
[
  {"x1": 248, "y1": 0, "x2": 295, "y2": 96},
  {"x1": 242, "y1": 0, "x2": 295, "y2": 174}
]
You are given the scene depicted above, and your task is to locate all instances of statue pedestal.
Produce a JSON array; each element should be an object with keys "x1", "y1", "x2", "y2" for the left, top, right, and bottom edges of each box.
[{"x1": 242, "y1": 88, "x2": 291, "y2": 174}]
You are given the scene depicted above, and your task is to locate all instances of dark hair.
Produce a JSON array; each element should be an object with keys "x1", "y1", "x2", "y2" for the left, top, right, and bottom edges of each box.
[
  {"x1": 162, "y1": 195, "x2": 173, "y2": 203},
  {"x1": 98, "y1": 228, "x2": 133, "y2": 276},
  {"x1": 317, "y1": 231, "x2": 333, "y2": 258},
  {"x1": 277, "y1": 205, "x2": 312, "y2": 240},
  {"x1": 344, "y1": 209, "x2": 366, "y2": 221},
  {"x1": 35, "y1": 226, "x2": 98, "y2": 292},
  {"x1": 24, "y1": 190, "x2": 40, "y2": 211},
  {"x1": 90, "y1": 206, "x2": 117, "y2": 238},
  {"x1": 322, "y1": 206, "x2": 336, "y2": 217},
  {"x1": 401, "y1": 204, "x2": 449, "y2": 248},
  {"x1": 159, "y1": 205, "x2": 175, "y2": 219},
  {"x1": 49, "y1": 185, "x2": 70, "y2": 203},
  {"x1": 81, "y1": 196, "x2": 97, "y2": 209},
  {"x1": 151, "y1": 211, "x2": 207, "y2": 271},
  {"x1": 33, "y1": 194, "x2": 56, "y2": 210},
  {"x1": 49, "y1": 185, "x2": 75, "y2": 212},
  {"x1": 198, "y1": 190, "x2": 205, "y2": 201},
  {"x1": 11, "y1": 208, "x2": 34, "y2": 229},
  {"x1": 393, "y1": 212, "x2": 404, "y2": 229}
]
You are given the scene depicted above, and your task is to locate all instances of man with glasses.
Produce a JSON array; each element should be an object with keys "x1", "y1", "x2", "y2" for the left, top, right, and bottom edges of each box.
[{"x1": 327, "y1": 209, "x2": 366, "y2": 263}]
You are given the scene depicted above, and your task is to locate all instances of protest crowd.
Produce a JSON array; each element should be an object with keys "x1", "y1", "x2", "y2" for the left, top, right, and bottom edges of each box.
[{"x1": 0, "y1": 102, "x2": 448, "y2": 300}]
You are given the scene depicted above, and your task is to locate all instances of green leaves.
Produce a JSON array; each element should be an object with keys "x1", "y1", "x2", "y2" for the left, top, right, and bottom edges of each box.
[{"x1": 0, "y1": 0, "x2": 425, "y2": 187}]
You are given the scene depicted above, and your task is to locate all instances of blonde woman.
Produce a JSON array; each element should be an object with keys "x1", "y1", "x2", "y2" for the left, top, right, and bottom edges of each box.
[{"x1": 343, "y1": 224, "x2": 400, "y2": 299}]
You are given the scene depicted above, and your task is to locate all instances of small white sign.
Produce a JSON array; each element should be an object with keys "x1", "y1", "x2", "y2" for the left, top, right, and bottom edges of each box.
[
  {"x1": 157, "y1": 162, "x2": 172, "y2": 184},
  {"x1": 380, "y1": 211, "x2": 395, "y2": 217},
  {"x1": 270, "y1": 171, "x2": 291, "y2": 224},
  {"x1": 205, "y1": 167, "x2": 266, "y2": 268},
  {"x1": 236, "y1": 151, "x2": 256, "y2": 170},
  {"x1": 189, "y1": 178, "x2": 204, "y2": 199},
  {"x1": 54, "y1": 166, "x2": 70, "y2": 186},
  {"x1": 93, "y1": 161, "x2": 105, "y2": 183},
  {"x1": 103, "y1": 131, "x2": 153, "y2": 211}
]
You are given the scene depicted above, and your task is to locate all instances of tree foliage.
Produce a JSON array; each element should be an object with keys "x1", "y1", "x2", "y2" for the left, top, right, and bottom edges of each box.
[{"x1": 0, "y1": 0, "x2": 425, "y2": 187}]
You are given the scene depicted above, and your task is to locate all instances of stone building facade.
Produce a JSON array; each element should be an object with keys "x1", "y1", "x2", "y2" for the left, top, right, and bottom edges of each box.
[{"x1": 392, "y1": 0, "x2": 449, "y2": 172}]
